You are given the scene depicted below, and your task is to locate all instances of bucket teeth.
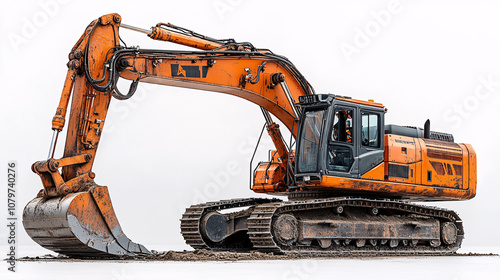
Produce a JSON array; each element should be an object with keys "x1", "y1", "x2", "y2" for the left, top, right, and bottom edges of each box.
[{"x1": 23, "y1": 186, "x2": 150, "y2": 257}]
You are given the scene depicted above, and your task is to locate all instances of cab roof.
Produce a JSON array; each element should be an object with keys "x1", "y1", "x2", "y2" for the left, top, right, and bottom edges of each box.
[
  {"x1": 298, "y1": 94, "x2": 385, "y2": 109},
  {"x1": 334, "y1": 96, "x2": 385, "y2": 108}
]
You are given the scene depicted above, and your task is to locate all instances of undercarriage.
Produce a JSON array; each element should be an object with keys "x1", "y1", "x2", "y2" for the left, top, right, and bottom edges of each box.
[{"x1": 181, "y1": 197, "x2": 463, "y2": 255}]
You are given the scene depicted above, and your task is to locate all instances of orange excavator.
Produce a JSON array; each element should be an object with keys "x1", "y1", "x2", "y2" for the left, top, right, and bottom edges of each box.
[{"x1": 23, "y1": 13, "x2": 476, "y2": 257}]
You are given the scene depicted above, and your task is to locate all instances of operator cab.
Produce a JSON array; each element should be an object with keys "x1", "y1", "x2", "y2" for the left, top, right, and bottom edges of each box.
[{"x1": 295, "y1": 94, "x2": 386, "y2": 183}]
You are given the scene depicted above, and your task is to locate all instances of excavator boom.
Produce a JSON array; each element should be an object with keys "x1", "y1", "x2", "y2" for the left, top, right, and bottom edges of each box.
[{"x1": 23, "y1": 13, "x2": 311, "y2": 257}]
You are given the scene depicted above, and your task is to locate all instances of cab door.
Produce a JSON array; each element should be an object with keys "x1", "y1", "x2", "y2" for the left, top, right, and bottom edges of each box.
[
  {"x1": 325, "y1": 106, "x2": 357, "y2": 176},
  {"x1": 357, "y1": 110, "x2": 384, "y2": 176}
]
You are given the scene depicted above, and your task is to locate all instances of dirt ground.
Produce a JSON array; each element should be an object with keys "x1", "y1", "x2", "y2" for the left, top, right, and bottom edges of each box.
[{"x1": 17, "y1": 249, "x2": 497, "y2": 262}]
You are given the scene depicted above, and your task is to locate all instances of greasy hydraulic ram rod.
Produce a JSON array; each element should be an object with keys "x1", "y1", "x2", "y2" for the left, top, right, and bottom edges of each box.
[{"x1": 120, "y1": 23, "x2": 223, "y2": 50}]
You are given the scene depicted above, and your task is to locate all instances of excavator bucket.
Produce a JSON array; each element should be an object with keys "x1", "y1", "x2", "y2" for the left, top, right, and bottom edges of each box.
[{"x1": 23, "y1": 186, "x2": 150, "y2": 257}]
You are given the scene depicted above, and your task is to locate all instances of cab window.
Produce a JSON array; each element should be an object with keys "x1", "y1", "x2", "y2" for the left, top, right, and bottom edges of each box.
[
  {"x1": 328, "y1": 109, "x2": 354, "y2": 172},
  {"x1": 297, "y1": 110, "x2": 325, "y2": 173},
  {"x1": 361, "y1": 112, "x2": 380, "y2": 148},
  {"x1": 331, "y1": 109, "x2": 354, "y2": 143}
]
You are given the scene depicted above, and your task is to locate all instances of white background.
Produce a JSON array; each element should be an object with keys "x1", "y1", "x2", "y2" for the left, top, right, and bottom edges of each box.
[{"x1": 1, "y1": 0, "x2": 499, "y2": 279}]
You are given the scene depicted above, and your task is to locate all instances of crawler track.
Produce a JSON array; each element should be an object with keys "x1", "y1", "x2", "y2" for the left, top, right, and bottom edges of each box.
[
  {"x1": 181, "y1": 197, "x2": 463, "y2": 255},
  {"x1": 180, "y1": 198, "x2": 281, "y2": 250}
]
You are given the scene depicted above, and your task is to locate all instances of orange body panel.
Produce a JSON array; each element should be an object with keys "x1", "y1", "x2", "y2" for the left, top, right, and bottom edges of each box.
[
  {"x1": 361, "y1": 162, "x2": 385, "y2": 180},
  {"x1": 253, "y1": 150, "x2": 289, "y2": 193},
  {"x1": 384, "y1": 135, "x2": 474, "y2": 190},
  {"x1": 253, "y1": 162, "x2": 286, "y2": 193},
  {"x1": 419, "y1": 138, "x2": 467, "y2": 189},
  {"x1": 310, "y1": 175, "x2": 475, "y2": 200},
  {"x1": 384, "y1": 135, "x2": 420, "y2": 184},
  {"x1": 464, "y1": 143, "x2": 477, "y2": 192},
  {"x1": 297, "y1": 134, "x2": 477, "y2": 201}
]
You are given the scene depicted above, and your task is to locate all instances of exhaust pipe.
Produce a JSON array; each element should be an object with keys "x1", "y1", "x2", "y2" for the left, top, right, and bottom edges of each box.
[{"x1": 424, "y1": 119, "x2": 430, "y2": 139}]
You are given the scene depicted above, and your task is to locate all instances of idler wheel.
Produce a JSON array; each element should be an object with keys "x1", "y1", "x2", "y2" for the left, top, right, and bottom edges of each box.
[
  {"x1": 441, "y1": 222, "x2": 458, "y2": 245},
  {"x1": 200, "y1": 212, "x2": 228, "y2": 243}
]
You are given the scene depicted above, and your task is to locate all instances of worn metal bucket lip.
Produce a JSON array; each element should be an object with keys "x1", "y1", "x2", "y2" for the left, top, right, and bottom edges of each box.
[{"x1": 23, "y1": 188, "x2": 150, "y2": 257}]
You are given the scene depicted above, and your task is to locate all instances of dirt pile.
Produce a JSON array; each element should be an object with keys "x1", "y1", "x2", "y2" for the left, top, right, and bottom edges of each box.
[
  {"x1": 145, "y1": 250, "x2": 290, "y2": 261},
  {"x1": 16, "y1": 250, "x2": 497, "y2": 262}
]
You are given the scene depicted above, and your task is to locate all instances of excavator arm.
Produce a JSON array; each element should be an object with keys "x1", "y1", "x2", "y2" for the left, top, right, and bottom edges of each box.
[{"x1": 24, "y1": 13, "x2": 312, "y2": 257}]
